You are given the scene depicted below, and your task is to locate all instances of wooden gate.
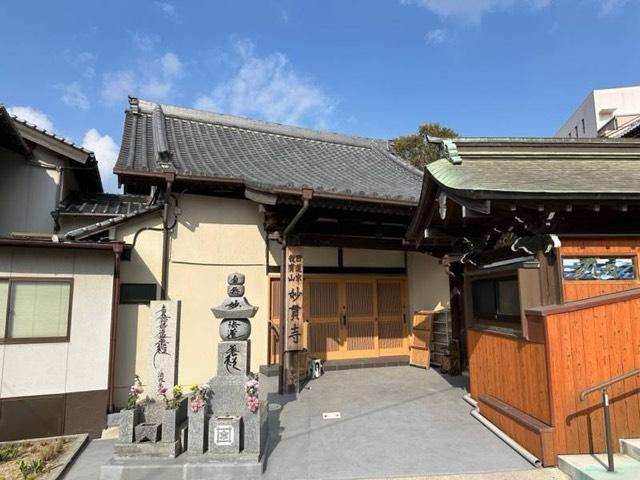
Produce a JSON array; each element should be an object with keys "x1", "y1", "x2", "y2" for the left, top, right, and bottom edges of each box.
[{"x1": 301, "y1": 277, "x2": 408, "y2": 361}]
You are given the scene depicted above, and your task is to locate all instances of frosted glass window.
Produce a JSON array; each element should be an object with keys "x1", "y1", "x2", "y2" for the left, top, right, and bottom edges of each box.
[
  {"x1": 0, "y1": 281, "x2": 7, "y2": 338},
  {"x1": 8, "y1": 281, "x2": 71, "y2": 339}
]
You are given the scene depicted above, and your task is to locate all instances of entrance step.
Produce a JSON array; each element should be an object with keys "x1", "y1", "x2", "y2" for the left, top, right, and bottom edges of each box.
[
  {"x1": 620, "y1": 438, "x2": 640, "y2": 461},
  {"x1": 323, "y1": 355, "x2": 409, "y2": 371},
  {"x1": 559, "y1": 453, "x2": 640, "y2": 480}
]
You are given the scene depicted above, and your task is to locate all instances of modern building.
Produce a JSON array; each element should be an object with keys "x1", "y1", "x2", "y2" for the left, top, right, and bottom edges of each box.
[{"x1": 555, "y1": 85, "x2": 640, "y2": 138}]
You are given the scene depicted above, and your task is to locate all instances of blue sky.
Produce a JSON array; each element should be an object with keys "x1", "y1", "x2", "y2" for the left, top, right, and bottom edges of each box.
[{"x1": 1, "y1": 0, "x2": 639, "y2": 191}]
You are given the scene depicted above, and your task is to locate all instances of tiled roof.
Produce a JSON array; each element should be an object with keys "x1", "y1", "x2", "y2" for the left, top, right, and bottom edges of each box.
[
  {"x1": 115, "y1": 98, "x2": 423, "y2": 204},
  {"x1": 2, "y1": 105, "x2": 95, "y2": 159},
  {"x1": 58, "y1": 192, "x2": 154, "y2": 216},
  {"x1": 59, "y1": 192, "x2": 163, "y2": 240},
  {"x1": 426, "y1": 137, "x2": 640, "y2": 197}
]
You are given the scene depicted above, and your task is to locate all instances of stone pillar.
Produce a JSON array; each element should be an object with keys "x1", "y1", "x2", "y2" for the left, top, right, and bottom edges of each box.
[{"x1": 148, "y1": 300, "x2": 181, "y2": 406}]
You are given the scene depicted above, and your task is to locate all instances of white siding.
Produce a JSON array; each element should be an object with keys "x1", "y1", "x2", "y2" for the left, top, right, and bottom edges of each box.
[{"x1": 0, "y1": 248, "x2": 113, "y2": 398}]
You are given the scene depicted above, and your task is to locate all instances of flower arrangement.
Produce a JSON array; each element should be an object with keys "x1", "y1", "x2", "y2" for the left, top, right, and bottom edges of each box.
[
  {"x1": 189, "y1": 383, "x2": 211, "y2": 413},
  {"x1": 126, "y1": 375, "x2": 144, "y2": 410},
  {"x1": 159, "y1": 384, "x2": 184, "y2": 409},
  {"x1": 245, "y1": 377, "x2": 259, "y2": 413}
]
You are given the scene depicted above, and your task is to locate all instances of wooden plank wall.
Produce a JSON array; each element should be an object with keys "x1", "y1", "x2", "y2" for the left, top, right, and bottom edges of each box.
[
  {"x1": 560, "y1": 238, "x2": 640, "y2": 302},
  {"x1": 544, "y1": 297, "x2": 640, "y2": 455},
  {"x1": 467, "y1": 328, "x2": 554, "y2": 463},
  {"x1": 468, "y1": 329, "x2": 551, "y2": 424}
]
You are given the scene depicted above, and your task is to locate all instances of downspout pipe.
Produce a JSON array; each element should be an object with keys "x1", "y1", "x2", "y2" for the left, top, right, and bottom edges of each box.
[
  {"x1": 107, "y1": 243, "x2": 124, "y2": 413},
  {"x1": 279, "y1": 190, "x2": 312, "y2": 394},
  {"x1": 160, "y1": 174, "x2": 174, "y2": 300}
]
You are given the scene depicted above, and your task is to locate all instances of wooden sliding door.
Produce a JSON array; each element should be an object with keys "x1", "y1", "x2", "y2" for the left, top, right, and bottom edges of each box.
[
  {"x1": 376, "y1": 279, "x2": 408, "y2": 356},
  {"x1": 302, "y1": 276, "x2": 408, "y2": 361}
]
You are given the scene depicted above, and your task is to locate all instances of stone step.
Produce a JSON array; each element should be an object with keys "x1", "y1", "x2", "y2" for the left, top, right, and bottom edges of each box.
[
  {"x1": 620, "y1": 438, "x2": 640, "y2": 462},
  {"x1": 558, "y1": 453, "x2": 640, "y2": 480}
]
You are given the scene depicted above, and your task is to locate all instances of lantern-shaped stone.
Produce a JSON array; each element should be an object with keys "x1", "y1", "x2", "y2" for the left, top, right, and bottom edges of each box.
[{"x1": 211, "y1": 272, "x2": 258, "y2": 341}]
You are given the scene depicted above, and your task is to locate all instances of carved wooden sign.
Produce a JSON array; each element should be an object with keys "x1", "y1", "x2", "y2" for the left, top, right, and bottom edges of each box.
[{"x1": 285, "y1": 246, "x2": 304, "y2": 351}]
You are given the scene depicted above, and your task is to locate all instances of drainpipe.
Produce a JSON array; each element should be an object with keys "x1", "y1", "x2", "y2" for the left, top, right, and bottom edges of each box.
[
  {"x1": 160, "y1": 174, "x2": 175, "y2": 300},
  {"x1": 279, "y1": 189, "x2": 313, "y2": 394},
  {"x1": 107, "y1": 242, "x2": 124, "y2": 413}
]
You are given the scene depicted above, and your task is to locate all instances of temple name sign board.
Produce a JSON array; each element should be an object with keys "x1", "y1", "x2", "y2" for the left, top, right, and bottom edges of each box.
[{"x1": 285, "y1": 246, "x2": 304, "y2": 351}]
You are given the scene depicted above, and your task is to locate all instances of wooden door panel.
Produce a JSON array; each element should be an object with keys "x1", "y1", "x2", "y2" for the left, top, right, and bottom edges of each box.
[
  {"x1": 377, "y1": 280, "x2": 408, "y2": 356},
  {"x1": 344, "y1": 281, "x2": 378, "y2": 358},
  {"x1": 269, "y1": 278, "x2": 280, "y2": 365},
  {"x1": 306, "y1": 280, "x2": 342, "y2": 360}
]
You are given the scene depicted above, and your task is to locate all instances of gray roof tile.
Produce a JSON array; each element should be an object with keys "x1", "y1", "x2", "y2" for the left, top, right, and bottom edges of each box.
[{"x1": 115, "y1": 98, "x2": 422, "y2": 203}]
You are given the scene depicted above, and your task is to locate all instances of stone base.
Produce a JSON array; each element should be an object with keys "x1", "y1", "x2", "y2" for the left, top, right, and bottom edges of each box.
[
  {"x1": 113, "y1": 440, "x2": 181, "y2": 459},
  {"x1": 100, "y1": 453, "x2": 264, "y2": 480},
  {"x1": 208, "y1": 375, "x2": 268, "y2": 457}
]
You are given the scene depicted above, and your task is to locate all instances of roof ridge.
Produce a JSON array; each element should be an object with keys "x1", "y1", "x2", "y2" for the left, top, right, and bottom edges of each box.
[
  {"x1": 131, "y1": 97, "x2": 384, "y2": 150},
  {"x1": 3, "y1": 107, "x2": 95, "y2": 157}
]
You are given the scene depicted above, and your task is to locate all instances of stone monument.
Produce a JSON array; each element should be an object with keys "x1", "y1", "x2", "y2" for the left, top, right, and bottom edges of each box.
[
  {"x1": 101, "y1": 275, "x2": 268, "y2": 480},
  {"x1": 207, "y1": 273, "x2": 268, "y2": 460}
]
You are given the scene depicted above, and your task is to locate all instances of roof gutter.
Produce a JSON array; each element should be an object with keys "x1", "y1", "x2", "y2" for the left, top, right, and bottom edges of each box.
[
  {"x1": 114, "y1": 169, "x2": 419, "y2": 207},
  {"x1": 0, "y1": 238, "x2": 130, "y2": 251}
]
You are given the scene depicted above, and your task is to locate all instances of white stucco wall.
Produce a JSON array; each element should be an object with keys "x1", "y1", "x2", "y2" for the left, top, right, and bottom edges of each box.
[
  {"x1": 406, "y1": 252, "x2": 450, "y2": 320},
  {"x1": 0, "y1": 248, "x2": 114, "y2": 398},
  {"x1": 0, "y1": 146, "x2": 61, "y2": 236}
]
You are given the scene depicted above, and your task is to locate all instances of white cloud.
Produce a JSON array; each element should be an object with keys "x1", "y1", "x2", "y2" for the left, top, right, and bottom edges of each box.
[
  {"x1": 155, "y1": 1, "x2": 175, "y2": 16},
  {"x1": 402, "y1": 0, "x2": 552, "y2": 23},
  {"x1": 83, "y1": 129, "x2": 119, "y2": 192},
  {"x1": 600, "y1": 0, "x2": 628, "y2": 14},
  {"x1": 101, "y1": 51, "x2": 182, "y2": 105},
  {"x1": 425, "y1": 28, "x2": 447, "y2": 44},
  {"x1": 161, "y1": 52, "x2": 182, "y2": 77},
  {"x1": 7, "y1": 106, "x2": 55, "y2": 131},
  {"x1": 133, "y1": 31, "x2": 160, "y2": 52},
  {"x1": 102, "y1": 70, "x2": 136, "y2": 105},
  {"x1": 194, "y1": 40, "x2": 335, "y2": 128},
  {"x1": 58, "y1": 82, "x2": 90, "y2": 110}
]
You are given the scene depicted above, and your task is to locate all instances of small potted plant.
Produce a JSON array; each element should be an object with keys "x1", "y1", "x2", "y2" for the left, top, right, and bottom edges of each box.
[
  {"x1": 119, "y1": 375, "x2": 144, "y2": 442},
  {"x1": 187, "y1": 383, "x2": 212, "y2": 454},
  {"x1": 159, "y1": 384, "x2": 188, "y2": 444}
]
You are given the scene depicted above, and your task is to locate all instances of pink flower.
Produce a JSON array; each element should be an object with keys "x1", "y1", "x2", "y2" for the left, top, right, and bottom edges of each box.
[
  {"x1": 159, "y1": 386, "x2": 168, "y2": 395},
  {"x1": 191, "y1": 397, "x2": 206, "y2": 413},
  {"x1": 134, "y1": 386, "x2": 144, "y2": 394}
]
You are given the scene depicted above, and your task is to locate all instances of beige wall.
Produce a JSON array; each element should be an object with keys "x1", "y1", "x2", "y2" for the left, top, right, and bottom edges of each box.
[
  {"x1": 407, "y1": 251, "x2": 450, "y2": 321},
  {"x1": 0, "y1": 146, "x2": 61, "y2": 236},
  {"x1": 0, "y1": 247, "x2": 114, "y2": 398},
  {"x1": 112, "y1": 194, "x2": 451, "y2": 406}
]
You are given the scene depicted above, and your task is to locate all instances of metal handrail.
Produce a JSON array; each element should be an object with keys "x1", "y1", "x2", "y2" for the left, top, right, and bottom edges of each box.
[{"x1": 578, "y1": 368, "x2": 640, "y2": 472}]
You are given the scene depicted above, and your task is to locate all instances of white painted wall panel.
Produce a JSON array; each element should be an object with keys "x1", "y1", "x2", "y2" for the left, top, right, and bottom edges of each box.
[
  {"x1": 0, "y1": 248, "x2": 114, "y2": 399},
  {"x1": 1, "y1": 343, "x2": 68, "y2": 397}
]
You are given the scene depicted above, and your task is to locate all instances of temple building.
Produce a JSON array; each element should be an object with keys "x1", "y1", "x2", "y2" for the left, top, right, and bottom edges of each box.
[{"x1": 406, "y1": 136, "x2": 640, "y2": 465}]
